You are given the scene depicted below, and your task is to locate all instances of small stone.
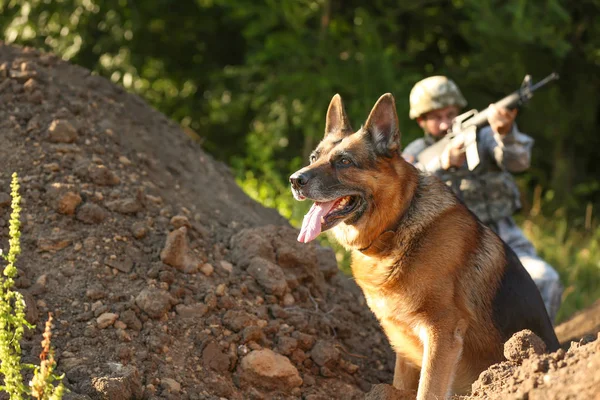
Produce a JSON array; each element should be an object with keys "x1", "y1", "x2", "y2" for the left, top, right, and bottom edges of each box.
[
  {"x1": 202, "y1": 341, "x2": 230, "y2": 373},
  {"x1": 86, "y1": 286, "x2": 106, "y2": 300},
  {"x1": 365, "y1": 384, "x2": 415, "y2": 400},
  {"x1": 105, "y1": 257, "x2": 134, "y2": 273},
  {"x1": 220, "y1": 261, "x2": 233, "y2": 274},
  {"x1": 160, "y1": 227, "x2": 199, "y2": 273},
  {"x1": 200, "y1": 263, "x2": 214, "y2": 276},
  {"x1": 114, "y1": 320, "x2": 127, "y2": 330},
  {"x1": 105, "y1": 198, "x2": 142, "y2": 214},
  {"x1": 120, "y1": 310, "x2": 142, "y2": 331},
  {"x1": 48, "y1": 119, "x2": 78, "y2": 143},
  {"x1": 170, "y1": 215, "x2": 191, "y2": 229},
  {"x1": 223, "y1": 310, "x2": 257, "y2": 332},
  {"x1": 215, "y1": 284, "x2": 226, "y2": 296},
  {"x1": 247, "y1": 257, "x2": 288, "y2": 297},
  {"x1": 37, "y1": 237, "x2": 71, "y2": 252},
  {"x1": 43, "y1": 163, "x2": 61, "y2": 172},
  {"x1": 55, "y1": 191, "x2": 82, "y2": 215},
  {"x1": 118, "y1": 156, "x2": 132, "y2": 165},
  {"x1": 237, "y1": 349, "x2": 302, "y2": 391},
  {"x1": 131, "y1": 222, "x2": 147, "y2": 239},
  {"x1": 277, "y1": 336, "x2": 298, "y2": 356},
  {"x1": 135, "y1": 287, "x2": 172, "y2": 319},
  {"x1": 97, "y1": 312, "x2": 118, "y2": 329},
  {"x1": 76, "y1": 203, "x2": 109, "y2": 224},
  {"x1": 160, "y1": 378, "x2": 181, "y2": 393},
  {"x1": 175, "y1": 303, "x2": 208, "y2": 319},
  {"x1": 88, "y1": 164, "x2": 120, "y2": 186},
  {"x1": 310, "y1": 340, "x2": 340, "y2": 368},
  {"x1": 282, "y1": 293, "x2": 295, "y2": 306}
]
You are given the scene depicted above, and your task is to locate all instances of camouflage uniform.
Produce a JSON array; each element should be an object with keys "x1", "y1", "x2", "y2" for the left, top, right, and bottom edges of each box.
[{"x1": 403, "y1": 76, "x2": 563, "y2": 322}]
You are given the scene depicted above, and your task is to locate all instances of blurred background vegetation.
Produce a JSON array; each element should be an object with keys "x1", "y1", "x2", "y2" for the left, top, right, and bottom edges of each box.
[{"x1": 1, "y1": 0, "x2": 599, "y2": 322}]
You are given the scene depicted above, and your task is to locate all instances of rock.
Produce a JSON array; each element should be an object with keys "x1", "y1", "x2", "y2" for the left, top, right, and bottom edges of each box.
[
  {"x1": 120, "y1": 310, "x2": 142, "y2": 331},
  {"x1": 504, "y1": 329, "x2": 547, "y2": 363},
  {"x1": 160, "y1": 227, "x2": 199, "y2": 273},
  {"x1": 104, "y1": 256, "x2": 134, "y2": 273},
  {"x1": 230, "y1": 228, "x2": 275, "y2": 268},
  {"x1": 97, "y1": 312, "x2": 118, "y2": 329},
  {"x1": 202, "y1": 341, "x2": 230, "y2": 373},
  {"x1": 247, "y1": 257, "x2": 288, "y2": 297},
  {"x1": 170, "y1": 215, "x2": 191, "y2": 229},
  {"x1": 88, "y1": 165, "x2": 120, "y2": 186},
  {"x1": 90, "y1": 365, "x2": 143, "y2": 400},
  {"x1": 76, "y1": 203, "x2": 109, "y2": 224},
  {"x1": 277, "y1": 336, "x2": 298, "y2": 356},
  {"x1": 220, "y1": 260, "x2": 233, "y2": 274},
  {"x1": 292, "y1": 331, "x2": 316, "y2": 351},
  {"x1": 20, "y1": 290, "x2": 39, "y2": 325},
  {"x1": 37, "y1": 237, "x2": 71, "y2": 252},
  {"x1": 223, "y1": 310, "x2": 257, "y2": 332},
  {"x1": 200, "y1": 263, "x2": 214, "y2": 276},
  {"x1": 105, "y1": 198, "x2": 142, "y2": 214},
  {"x1": 160, "y1": 377, "x2": 181, "y2": 393},
  {"x1": 365, "y1": 384, "x2": 416, "y2": 400},
  {"x1": 56, "y1": 191, "x2": 82, "y2": 215},
  {"x1": 47, "y1": 119, "x2": 78, "y2": 143},
  {"x1": 86, "y1": 286, "x2": 106, "y2": 300},
  {"x1": 242, "y1": 326, "x2": 265, "y2": 344},
  {"x1": 283, "y1": 293, "x2": 295, "y2": 306},
  {"x1": 175, "y1": 303, "x2": 208, "y2": 319},
  {"x1": 237, "y1": 349, "x2": 303, "y2": 391},
  {"x1": 310, "y1": 340, "x2": 340, "y2": 368},
  {"x1": 125, "y1": 226, "x2": 145, "y2": 244},
  {"x1": 135, "y1": 287, "x2": 172, "y2": 319}
]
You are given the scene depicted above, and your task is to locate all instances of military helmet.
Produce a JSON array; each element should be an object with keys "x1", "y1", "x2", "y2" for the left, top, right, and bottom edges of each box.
[{"x1": 409, "y1": 76, "x2": 467, "y2": 119}]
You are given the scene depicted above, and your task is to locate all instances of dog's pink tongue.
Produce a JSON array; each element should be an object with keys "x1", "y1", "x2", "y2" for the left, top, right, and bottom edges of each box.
[{"x1": 298, "y1": 201, "x2": 336, "y2": 243}]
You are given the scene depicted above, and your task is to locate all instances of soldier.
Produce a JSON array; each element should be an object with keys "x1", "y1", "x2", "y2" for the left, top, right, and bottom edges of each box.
[{"x1": 402, "y1": 76, "x2": 563, "y2": 322}]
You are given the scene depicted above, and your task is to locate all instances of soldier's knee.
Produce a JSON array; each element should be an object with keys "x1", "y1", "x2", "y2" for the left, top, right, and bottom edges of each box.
[{"x1": 519, "y1": 255, "x2": 560, "y2": 282}]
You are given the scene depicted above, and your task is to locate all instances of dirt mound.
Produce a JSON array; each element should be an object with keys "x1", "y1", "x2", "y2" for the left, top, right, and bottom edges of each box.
[
  {"x1": 0, "y1": 42, "x2": 396, "y2": 399},
  {"x1": 555, "y1": 299, "x2": 600, "y2": 346},
  {"x1": 465, "y1": 331, "x2": 600, "y2": 400},
  {"x1": 1, "y1": 42, "x2": 599, "y2": 400}
]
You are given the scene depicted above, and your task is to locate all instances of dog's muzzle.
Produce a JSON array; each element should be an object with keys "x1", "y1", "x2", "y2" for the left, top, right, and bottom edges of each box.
[{"x1": 289, "y1": 171, "x2": 310, "y2": 191}]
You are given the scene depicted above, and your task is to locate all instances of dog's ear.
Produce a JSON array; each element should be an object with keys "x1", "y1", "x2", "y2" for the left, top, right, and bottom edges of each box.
[
  {"x1": 364, "y1": 93, "x2": 401, "y2": 155},
  {"x1": 325, "y1": 94, "x2": 353, "y2": 137}
]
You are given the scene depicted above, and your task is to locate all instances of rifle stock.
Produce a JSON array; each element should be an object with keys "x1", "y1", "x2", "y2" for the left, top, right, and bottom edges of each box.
[{"x1": 415, "y1": 72, "x2": 559, "y2": 170}]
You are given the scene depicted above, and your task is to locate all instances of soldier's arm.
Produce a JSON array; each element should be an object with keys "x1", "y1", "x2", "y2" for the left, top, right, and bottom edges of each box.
[
  {"x1": 402, "y1": 138, "x2": 448, "y2": 176},
  {"x1": 480, "y1": 124, "x2": 534, "y2": 173}
]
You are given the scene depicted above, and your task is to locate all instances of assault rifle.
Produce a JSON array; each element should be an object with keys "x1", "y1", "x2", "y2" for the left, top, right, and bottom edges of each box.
[{"x1": 416, "y1": 72, "x2": 559, "y2": 171}]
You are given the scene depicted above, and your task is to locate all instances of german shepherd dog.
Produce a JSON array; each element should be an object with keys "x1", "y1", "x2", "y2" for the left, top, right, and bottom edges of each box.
[{"x1": 289, "y1": 93, "x2": 559, "y2": 399}]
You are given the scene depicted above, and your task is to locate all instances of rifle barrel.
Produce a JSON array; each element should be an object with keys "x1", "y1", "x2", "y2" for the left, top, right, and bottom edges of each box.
[{"x1": 457, "y1": 73, "x2": 558, "y2": 130}]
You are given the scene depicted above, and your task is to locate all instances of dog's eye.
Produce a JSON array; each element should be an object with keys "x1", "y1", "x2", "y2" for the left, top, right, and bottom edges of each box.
[
  {"x1": 309, "y1": 155, "x2": 317, "y2": 164},
  {"x1": 339, "y1": 157, "x2": 352, "y2": 166}
]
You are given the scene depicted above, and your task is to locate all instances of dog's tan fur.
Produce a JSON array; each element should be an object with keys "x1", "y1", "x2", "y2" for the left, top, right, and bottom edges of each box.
[{"x1": 290, "y1": 93, "x2": 559, "y2": 399}]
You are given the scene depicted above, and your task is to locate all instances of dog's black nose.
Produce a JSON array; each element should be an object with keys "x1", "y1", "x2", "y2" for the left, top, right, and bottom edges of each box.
[{"x1": 289, "y1": 172, "x2": 308, "y2": 189}]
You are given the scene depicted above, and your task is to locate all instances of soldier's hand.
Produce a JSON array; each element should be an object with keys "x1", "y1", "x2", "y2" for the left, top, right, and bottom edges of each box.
[
  {"x1": 488, "y1": 103, "x2": 518, "y2": 136},
  {"x1": 441, "y1": 142, "x2": 466, "y2": 169}
]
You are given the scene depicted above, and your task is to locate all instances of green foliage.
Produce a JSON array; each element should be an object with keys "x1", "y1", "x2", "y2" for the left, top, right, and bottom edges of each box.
[
  {"x1": 0, "y1": 173, "x2": 30, "y2": 399},
  {"x1": 1, "y1": 0, "x2": 599, "y2": 320},
  {"x1": 0, "y1": 174, "x2": 64, "y2": 399},
  {"x1": 518, "y1": 208, "x2": 600, "y2": 324}
]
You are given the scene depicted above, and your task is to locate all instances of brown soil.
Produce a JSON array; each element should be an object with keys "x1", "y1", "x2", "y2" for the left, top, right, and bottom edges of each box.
[{"x1": 1, "y1": 42, "x2": 599, "y2": 400}]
